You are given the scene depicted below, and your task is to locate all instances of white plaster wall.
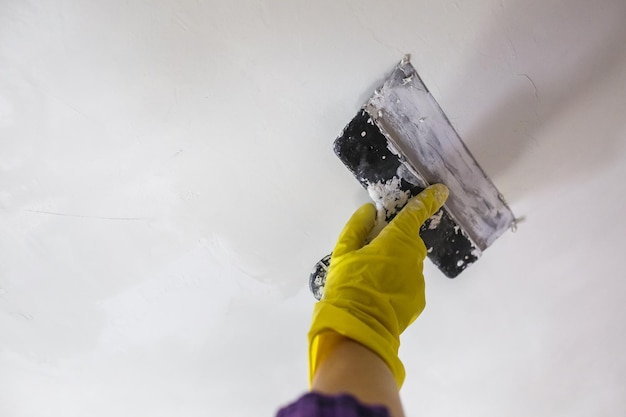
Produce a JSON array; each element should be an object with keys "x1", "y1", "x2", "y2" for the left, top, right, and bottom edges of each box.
[{"x1": 1, "y1": 1, "x2": 625, "y2": 416}]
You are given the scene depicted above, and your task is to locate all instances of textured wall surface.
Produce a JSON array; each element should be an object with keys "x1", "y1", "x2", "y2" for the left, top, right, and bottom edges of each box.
[{"x1": 1, "y1": 1, "x2": 625, "y2": 416}]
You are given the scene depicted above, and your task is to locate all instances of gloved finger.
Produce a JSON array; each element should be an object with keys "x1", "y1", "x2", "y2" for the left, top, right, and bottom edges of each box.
[
  {"x1": 332, "y1": 203, "x2": 377, "y2": 257},
  {"x1": 382, "y1": 184, "x2": 449, "y2": 240}
]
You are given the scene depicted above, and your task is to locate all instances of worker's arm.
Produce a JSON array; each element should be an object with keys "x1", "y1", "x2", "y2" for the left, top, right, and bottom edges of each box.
[
  {"x1": 312, "y1": 331, "x2": 405, "y2": 417},
  {"x1": 307, "y1": 184, "x2": 449, "y2": 417}
]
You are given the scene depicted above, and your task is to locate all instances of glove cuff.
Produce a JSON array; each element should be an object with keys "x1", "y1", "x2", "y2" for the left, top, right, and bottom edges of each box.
[{"x1": 308, "y1": 301, "x2": 405, "y2": 388}]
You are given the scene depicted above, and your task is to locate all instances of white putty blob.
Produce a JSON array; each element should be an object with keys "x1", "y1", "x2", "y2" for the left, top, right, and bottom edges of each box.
[
  {"x1": 428, "y1": 210, "x2": 444, "y2": 230},
  {"x1": 366, "y1": 176, "x2": 411, "y2": 238}
]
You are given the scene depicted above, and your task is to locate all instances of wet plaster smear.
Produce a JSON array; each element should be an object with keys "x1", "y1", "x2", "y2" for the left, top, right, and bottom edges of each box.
[{"x1": 1, "y1": 1, "x2": 626, "y2": 416}]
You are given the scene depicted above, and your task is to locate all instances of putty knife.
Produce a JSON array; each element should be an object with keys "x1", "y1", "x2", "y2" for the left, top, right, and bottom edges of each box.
[{"x1": 310, "y1": 56, "x2": 515, "y2": 300}]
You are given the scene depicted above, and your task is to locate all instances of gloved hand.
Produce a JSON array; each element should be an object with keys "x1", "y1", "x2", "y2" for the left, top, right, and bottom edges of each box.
[{"x1": 308, "y1": 184, "x2": 449, "y2": 388}]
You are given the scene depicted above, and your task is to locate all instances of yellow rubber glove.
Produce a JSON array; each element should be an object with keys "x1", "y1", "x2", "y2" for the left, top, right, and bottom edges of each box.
[{"x1": 308, "y1": 184, "x2": 449, "y2": 388}]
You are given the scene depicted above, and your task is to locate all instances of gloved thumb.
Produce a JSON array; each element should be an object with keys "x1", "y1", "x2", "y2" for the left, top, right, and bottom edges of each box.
[{"x1": 332, "y1": 203, "x2": 377, "y2": 257}]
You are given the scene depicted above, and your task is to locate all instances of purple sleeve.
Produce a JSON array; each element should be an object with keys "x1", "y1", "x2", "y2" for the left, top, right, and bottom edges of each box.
[{"x1": 276, "y1": 392, "x2": 390, "y2": 417}]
